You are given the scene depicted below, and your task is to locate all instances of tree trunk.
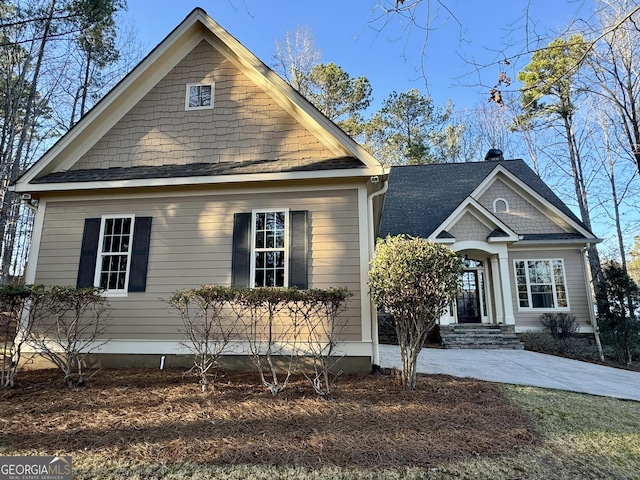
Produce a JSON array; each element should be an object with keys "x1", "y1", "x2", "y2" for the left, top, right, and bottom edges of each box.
[
  {"x1": 561, "y1": 113, "x2": 604, "y2": 308},
  {"x1": 0, "y1": 0, "x2": 57, "y2": 283}
]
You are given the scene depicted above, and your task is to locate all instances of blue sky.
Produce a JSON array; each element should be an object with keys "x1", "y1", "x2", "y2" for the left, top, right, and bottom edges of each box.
[
  {"x1": 124, "y1": 1, "x2": 592, "y2": 113},
  {"x1": 122, "y1": 1, "x2": 637, "y2": 254}
]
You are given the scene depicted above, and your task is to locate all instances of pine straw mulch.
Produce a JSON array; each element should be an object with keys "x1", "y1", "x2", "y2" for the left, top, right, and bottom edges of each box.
[{"x1": 0, "y1": 368, "x2": 537, "y2": 469}]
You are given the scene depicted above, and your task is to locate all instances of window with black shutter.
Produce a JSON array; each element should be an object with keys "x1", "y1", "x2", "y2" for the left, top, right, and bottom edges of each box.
[
  {"x1": 232, "y1": 210, "x2": 308, "y2": 289},
  {"x1": 77, "y1": 215, "x2": 152, "y2": 294}
]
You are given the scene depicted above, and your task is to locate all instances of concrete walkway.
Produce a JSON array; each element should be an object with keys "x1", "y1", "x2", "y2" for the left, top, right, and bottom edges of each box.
[{"x1": 378, "y1": 345, "x2": 640, "y2": 402}]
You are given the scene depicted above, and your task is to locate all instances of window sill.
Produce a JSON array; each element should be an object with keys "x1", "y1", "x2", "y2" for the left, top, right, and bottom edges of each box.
[
  {"x1": 100, "y1": 291, "x2": 129, "y2": 298},
  {"x1": 517, "y1": 307, "x2": 570, "y2": 312}
]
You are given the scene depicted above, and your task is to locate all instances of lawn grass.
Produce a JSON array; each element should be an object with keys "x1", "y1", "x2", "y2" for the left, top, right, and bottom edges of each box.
[{"x1": 1, "y1": 368, "x2": 639, "y2": 479}]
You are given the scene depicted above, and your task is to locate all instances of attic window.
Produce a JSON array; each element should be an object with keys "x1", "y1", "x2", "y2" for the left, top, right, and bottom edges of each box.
[
  {"x1": 493, "y1": 198, "x2": 509, "y2": 213},
  {"x1": 186, "y1": 83, "x2": 214, "y2": 110}
]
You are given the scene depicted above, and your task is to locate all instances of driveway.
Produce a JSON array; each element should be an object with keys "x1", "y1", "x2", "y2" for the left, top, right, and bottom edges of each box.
[{"x1": 378, "y1": 345, "x2": 640, "y2": 401}]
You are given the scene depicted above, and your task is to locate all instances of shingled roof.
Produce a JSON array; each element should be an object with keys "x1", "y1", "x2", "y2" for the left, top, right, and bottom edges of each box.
[
  {"x1": 30, "y1": 157, "x2": 365, "y2": 184},
  {"x1": 379, "y1": 159, "x2": 593, "y2": 239}
]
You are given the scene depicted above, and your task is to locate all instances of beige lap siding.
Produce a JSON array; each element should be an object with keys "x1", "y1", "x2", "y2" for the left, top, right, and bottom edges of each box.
[
  {"x1": 35, "y1": 188, "x2": 363, "y2": 342},
  {"x1": 508, "y1": 248, "x2": 593, "y2": 331}
]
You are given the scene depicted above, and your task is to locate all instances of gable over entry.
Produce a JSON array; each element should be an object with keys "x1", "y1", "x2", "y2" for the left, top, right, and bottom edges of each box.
[{"x1": 379, "y1": 160, "x2": 600, "y2": 334}]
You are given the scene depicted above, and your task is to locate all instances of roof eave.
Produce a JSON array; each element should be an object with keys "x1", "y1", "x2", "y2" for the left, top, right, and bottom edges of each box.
[
  {"x1": 513, "y1": 238, "x2": 602, "y2": 246},
  {"x1": 15, "y1": 167, "x2": 376, "y2": 193}
]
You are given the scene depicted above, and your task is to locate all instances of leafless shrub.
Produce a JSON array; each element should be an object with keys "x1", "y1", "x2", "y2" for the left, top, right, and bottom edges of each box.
[
  {"x1": 0, "y1": 284, "x2": 47, "y2": 388},
  {"x1": 169, "y1": 286, "x2": 353, "y2": 397},
  {"x1": 293, "y1": 287, "x2": 351, "y2": 398},
  {"x1": 28, "y1": 287, "x2": 111, "y2": 387},
  {"x1": 169, "y1": 286, "x2": 241, "y2": 391},
  {"x1": 233, "y1": 288, "x2": 303, "y2": 396}
]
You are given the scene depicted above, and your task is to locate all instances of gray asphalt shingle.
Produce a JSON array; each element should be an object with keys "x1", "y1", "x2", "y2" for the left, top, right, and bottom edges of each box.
[
  {"x1": 379, "y1": 159, "x2": 592, "y2": 239},
  {"x1": 31, "y1": 157, "x2": 365, "y2": 184}
]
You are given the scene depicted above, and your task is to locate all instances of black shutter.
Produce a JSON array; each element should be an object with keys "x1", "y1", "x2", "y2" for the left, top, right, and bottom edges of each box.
[
  {"x1": 232, "y1": 213, "x2": 251, "y2": 287},
  {"x1": 128, "y1": 217, "x2": 153, "y2": 292},
  {"x1": 77, "y1": 218, "x2": 101, "y2": 288},
  {"x1": 289, "y1": 210, "x2": 309, "y2": 290}
]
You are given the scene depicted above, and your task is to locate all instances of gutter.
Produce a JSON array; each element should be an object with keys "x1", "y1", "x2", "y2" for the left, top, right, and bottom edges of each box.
[
  {"x1": 367, "y1": 176, "x2": 388, "y2": 370},
  {"x1": 513, "y1": 238, "x2": 604, "y2": 246}
]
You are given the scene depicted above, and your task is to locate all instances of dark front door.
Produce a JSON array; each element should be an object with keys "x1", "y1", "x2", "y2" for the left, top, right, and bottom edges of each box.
[{"x1": 457, "y1": 270, "x2": 481, "y2": 323}]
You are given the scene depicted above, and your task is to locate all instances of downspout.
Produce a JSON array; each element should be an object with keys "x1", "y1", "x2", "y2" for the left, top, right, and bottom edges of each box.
[
  {"x1": 22, "y1": 196, "x2": 38, "y2": 215},
  {"x1": 367, "y1": 177, "x2": 388, "y2": 370},
  {"x1": 583, "y1": 244, "x2": 604, "y2": 361}
]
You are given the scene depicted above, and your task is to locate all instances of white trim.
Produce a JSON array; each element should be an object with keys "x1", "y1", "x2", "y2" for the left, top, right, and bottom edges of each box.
[
  {"x1": 448, "y1": 240, "x2": 508, "y2": 256},
  {"x1": 490, "y1": 256, "x2": 504, "y2": 323},
  {"x1": 250, "y1": 208, "x2": 289, "y2": 288},
  {"x1": 94, "y1": 214, "x2": 136, "y2": 296},
  {"x1": 509, "y1": 244, "x2": 590, "y2": 251},
  {"x1": 498, "y1": 253, "x2": 516, "y2": 324},
  {"x1": 24, "y1": 200, "x2": 46, "y2": 284},
  {"x1": 15, "y1": 168, "x2": 380, "y2": 193},
  {"x1": 358, "y1": 185, "x2": 372, "y2": 344},
  {"x1": 37, "y1": 181, "x2": 363, "y2": 203},
  {"x1": 513, "y1": 258, "x2": 571, "y2": 311},
  {"x1": 185, "y1": 82, "x2": 214, "y2": 110},
  {"x1": 22, "y1": 339, "x2": 374, "y2": 358},
  {"x1": 365, "y1": 179, "x2": 388, "y2": 365},
  {"x1": 430, "y1": 197, "x2": 518, "y2": 243}
]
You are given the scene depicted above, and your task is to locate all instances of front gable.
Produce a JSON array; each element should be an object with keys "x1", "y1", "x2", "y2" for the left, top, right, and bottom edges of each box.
[
  {"x1": 472, "y1": 166, "x2": 594, "y2": 240},
  {"x1": 432, "y1": 197, "x2": 518, "y2": 244},
  {"x1": 447, "y1": 212, "x2": 493, "y2": 242},
  {"x1": 15, "y1": 8, "x2": 384, "y2": 192}
]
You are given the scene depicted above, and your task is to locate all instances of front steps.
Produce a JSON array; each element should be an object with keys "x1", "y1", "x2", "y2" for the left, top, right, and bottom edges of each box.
[{"x1": 439, "y1": 324, "x2": 524, "y2": 350}]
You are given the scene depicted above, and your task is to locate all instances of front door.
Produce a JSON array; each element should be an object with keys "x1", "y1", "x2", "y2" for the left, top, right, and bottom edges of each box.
[{"x1": 457, "y1": 270, "x2": 481, "y2": 323}]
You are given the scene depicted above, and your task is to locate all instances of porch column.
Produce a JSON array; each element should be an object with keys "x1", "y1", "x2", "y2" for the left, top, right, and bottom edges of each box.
[
  {"x1": 490, "y1": 256, "x2": 504, "y2": 323},
  {"x1": 497, "y1": 252, "x2": 516, "y2": 325}
]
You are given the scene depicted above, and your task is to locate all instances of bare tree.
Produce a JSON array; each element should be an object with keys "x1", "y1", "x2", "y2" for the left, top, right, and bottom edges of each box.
[
  {"x1": 272, "y1": 25, "x2": 321, "y2": 97},
  {"x1": 0, "y1": 1, "x2": 137, "y2": 284},
  {"x1": 368, "y1": 1, "x2": 639, "y2": 112},
  {"x1": 587, "y1": 0, "x2": 640, "y2": 175}
]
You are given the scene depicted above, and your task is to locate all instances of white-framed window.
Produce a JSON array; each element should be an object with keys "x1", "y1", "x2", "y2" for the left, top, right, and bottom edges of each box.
[
  {"x1": 185, "y1": 83, "x2": 214, "y2": 110},
  {"x1": 94, "y1": 215, "x2": 135, "y2": 295},
  {"x1": 250, "y1": 209, "x2": 289, "y2": 288},
  {"x1": 493, "y1": 198, "x2": 509, "y2": 213},
  {"x1": 514, "y1": 259, "x2": 569, "y2": 310}
]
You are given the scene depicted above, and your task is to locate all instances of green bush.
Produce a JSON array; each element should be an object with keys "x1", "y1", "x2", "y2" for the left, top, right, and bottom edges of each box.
[
  {"x1": 369, "y1": 235, "x2": 462, "y2": 390},
  {"x1": 596, "y1": 262, "x2": 640, "y2": 366}
]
